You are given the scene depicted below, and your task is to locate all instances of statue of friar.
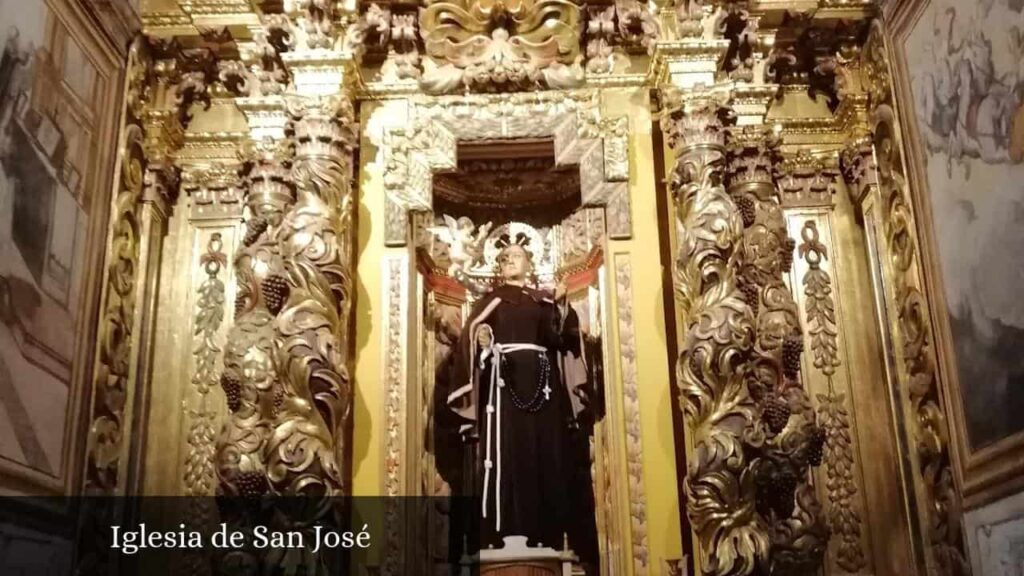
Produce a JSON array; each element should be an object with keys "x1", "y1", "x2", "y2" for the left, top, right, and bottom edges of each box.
[{"x1": 440, "y1": 234, "x2": 599, "y2": 571}]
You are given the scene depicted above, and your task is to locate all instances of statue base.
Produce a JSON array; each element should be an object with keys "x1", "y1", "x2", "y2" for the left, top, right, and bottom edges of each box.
[{"x1": 471, "y1": 536, "x2": 575, "y2": 576}]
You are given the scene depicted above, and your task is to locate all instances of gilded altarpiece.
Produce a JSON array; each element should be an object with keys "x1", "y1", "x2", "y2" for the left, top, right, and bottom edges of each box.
[{"x1": 58, "y1": 1, "x2": 990, "y2": 576}]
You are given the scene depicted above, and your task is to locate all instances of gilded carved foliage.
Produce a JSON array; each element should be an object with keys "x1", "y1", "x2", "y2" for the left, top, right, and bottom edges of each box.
[
  {"x1": 716, "y1": 1, "x2": 759, "y2": 83},
  {"x1": 798, "y1": 223, "x2": 839, "y2": 377},
  {"x1": 799, "y1": 221, "x2": 866, "y2": 573},
  {"x1": 675, "y1": 0, "x2": 707, "y2": 38},
  {"x1": 615, "y1": 258, "x2": 650, "y2": 575},
  {"x1": 664, "y1": 92, "x2": 829, "y2": 575},
  {"x1": 285, "y1": 0, "x2": 337, "y2": 51},
  {"x1": 419, "y1": 0, "x2": 584, "y2": 93},
  {"x1": 87, "y1": 98, "x2": 147, "y2": 493},
  {"x1": 583, "y1": 1, "x2": 660, "y2": 75},
  {"x1": 665, "y1": 94, "x2": 768, "y2": 576},
  {"x1": 87, "y1": 37, "x2": 209, "y2": 494},
  {"x1": 219, "y1": 32, "x2": 290, "y2": 98},
  {"x1": 186, "y1": 234, "x2": 228, "y2": 497},
  {"x1": 764, "y1": 18, "x2": 867, "y2": 113},
  {"x1": 845, "y1": 25, "x2": 966, "y2": 574},
  {"x1": 345, "y1": 4, "x2": 422, "y2": 80},
  {"x1": 267, "y1": 95, "x2": 358, "y2": 496}
]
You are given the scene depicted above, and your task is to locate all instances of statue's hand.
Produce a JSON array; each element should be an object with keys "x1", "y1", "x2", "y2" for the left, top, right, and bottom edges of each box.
[
  {"x1": 459, "y1": 424, "x2": 478, "y2": 444},
  {"x1": 554, "y1": 281, "x2": 568, "y2": 301},
  {"x1": 476, "y1": 326, "x2": 493, "y2": 348},
  {"x1": 574, "y1": 386, "x2": 590, "y2": 408}
]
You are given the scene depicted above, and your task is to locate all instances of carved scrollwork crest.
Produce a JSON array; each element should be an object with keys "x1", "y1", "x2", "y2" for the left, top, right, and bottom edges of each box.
[{"x1": 419, "y1": 0, "x2": 584, "y2": 93}]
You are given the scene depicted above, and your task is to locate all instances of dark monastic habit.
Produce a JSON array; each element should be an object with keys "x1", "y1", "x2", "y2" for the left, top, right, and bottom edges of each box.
[{"x1": 439, "y1": 242, "x2": 599, "y2": 570}]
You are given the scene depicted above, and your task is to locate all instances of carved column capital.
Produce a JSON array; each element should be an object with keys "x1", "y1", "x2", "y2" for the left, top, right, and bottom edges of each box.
[
  {"x1": 182, "y1": 164, "x2": 245, "y2": 221},
  {"x1": 776, "y1": 152, "x2": 841, "y2": 209},
  {"x1": 840, "y1": 138, "x2": 878, "y2": 208},
  {"x1": 285, "y1": 94, "x2": 358, "y2": 163},
  {"x1": 725, "y1": 125, "x2": 782, "y2": 198},
  {"x1": 243, "y1": 140, "x2": 295, "y2": 227},
  {"x1": 661, "y1": 89, "x2": 733, "y2": 153}
]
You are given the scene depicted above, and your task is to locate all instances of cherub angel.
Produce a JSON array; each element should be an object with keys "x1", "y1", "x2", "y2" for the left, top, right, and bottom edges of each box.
[{"x1": 431, "y1": 215, "x2": 493, "y2": 277}]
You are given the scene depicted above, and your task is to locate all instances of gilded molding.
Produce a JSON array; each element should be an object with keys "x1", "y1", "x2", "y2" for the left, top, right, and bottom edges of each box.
[
  {"x1": 382, "y1": 256, "x2": 405, "y2": 576},
  {"x1": 85, "y1": 47, "x2": 150, "y2": 494},
  {"x1": 614, "y1": 257, "x2": 650, "y2": 576},
  {"x1": 868, "y1": 105, "x2": 968, "y2": 575},
  {"x1": 851, "y1": 20, "x2": 967, "y2": 575},
  {"x1": 379, "y1": 91, "x2": 631, "y2": 246},
  {"x1": 183, "y1": 164, "x2": 245, "y2": 220},
  {"x1": 85, "y1": 37, "x2": 202, "y2": 495},
  {"x1": 777, "y1": 152, "x2": 840, "y2": 208}
]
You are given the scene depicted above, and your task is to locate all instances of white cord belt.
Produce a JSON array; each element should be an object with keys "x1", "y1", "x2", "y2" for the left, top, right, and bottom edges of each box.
[{"x1": 481, "y1": 342, "x2": 549, "y2": 532}]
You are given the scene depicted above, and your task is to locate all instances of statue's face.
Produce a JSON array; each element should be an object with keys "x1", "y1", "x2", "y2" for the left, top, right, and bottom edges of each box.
[{"x1": 498, "y1": 245, "x2": 531, "y2": 282}]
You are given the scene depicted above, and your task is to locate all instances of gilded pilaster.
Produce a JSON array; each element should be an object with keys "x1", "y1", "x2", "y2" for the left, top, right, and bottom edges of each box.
[
  {"x1": 85, "y1": 37, "x2": 213, "y2": 496},
  {"x1": 839, "y1": 21, "x2": 968, "y2": 576}
]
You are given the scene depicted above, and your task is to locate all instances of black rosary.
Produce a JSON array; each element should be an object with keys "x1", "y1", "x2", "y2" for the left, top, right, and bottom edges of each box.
[{"x1": 502, "y1": 353, "x2": 552, "y2": 412}]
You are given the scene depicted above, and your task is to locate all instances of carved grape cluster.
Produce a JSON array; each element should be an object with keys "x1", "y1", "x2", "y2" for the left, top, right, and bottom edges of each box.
[
  {"x1": 235, "y1": 470, "x2": 268, "y2": 498},
  {"x1": 736, "y1": 194, "x2": 757, "y2": 227},
  {"x1": 233, "y1": 293, "x2": 248, "y2": 319},
  {"x1": 764, "y1": 393, "x2": 791, "y2": 434},
  {"x1": 782, "y1": 334, "x2": 804, "y2": 378},
  {"x1": 221, "y1": 374, "x2": 242, "y2": 412},
  {"x1": 757, "y1": 464, "x2": 799, "y2": 518},
  {"x1": 804, "y1": 426, "x2": 826, "y2": 467},
  {"x1": 739, "y1": 280, "x2": 760, "y2": 313},
  {"x1": 243, "y1": 215, "x2": 269, "y2": 247},
  {"x1": 261, "y1": 274, "x2": 289, "y2": 315},
  {"x1": 781, "y1": 235, "x2": 797, "y2": 273},
  {"x1": 273, "y1": 386, "x2": 285, "y2": 415}
]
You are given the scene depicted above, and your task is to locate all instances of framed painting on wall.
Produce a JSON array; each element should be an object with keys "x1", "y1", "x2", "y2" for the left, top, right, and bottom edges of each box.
[
  {"x1": 888, "y1": 0, "x2": 1024, "y2": 508},
  {"x1": 0, "y1": 0, "x2": 123, "y2": 494}
]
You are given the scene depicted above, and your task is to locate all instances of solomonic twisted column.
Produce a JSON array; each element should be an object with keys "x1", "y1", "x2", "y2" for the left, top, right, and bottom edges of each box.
[
  {"x1": 266, "y1": 94, "x2": 358, "y2": 496},
  {"x1": 663, "y1": 89, "x2": 828, "y2": 576},
  {"x1": 664, "y1": 91, "x2": 768, "y2": 576},
  {"x1": 216, "y1": 143, "x2": 294, "y2": 498},
  {"x1": 725, "y1": 127, "x2": 828, "y2": 575}
]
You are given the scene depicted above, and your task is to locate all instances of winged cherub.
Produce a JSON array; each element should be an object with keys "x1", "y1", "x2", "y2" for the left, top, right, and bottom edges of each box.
[{"x1": 432, "y1": 215, "x2": 493, "y2": 277}]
